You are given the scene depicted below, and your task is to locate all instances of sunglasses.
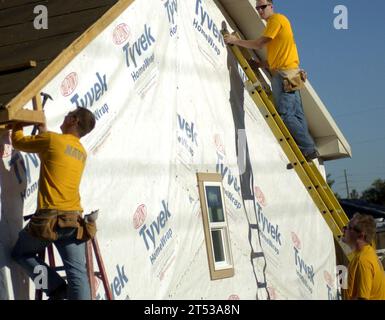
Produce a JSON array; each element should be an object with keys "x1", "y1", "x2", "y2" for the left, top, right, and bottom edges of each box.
[{"x1": 256, "y1": 4, "x2": 271, "y2": 11}]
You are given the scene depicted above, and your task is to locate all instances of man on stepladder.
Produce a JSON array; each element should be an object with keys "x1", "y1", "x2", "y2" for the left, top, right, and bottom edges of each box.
[
  {"x1": 224, "y1": 0, "x2": 319, "y2": 166},
  {"x1": 11, "y1": 107, "x2": 96, "y2": 300}
]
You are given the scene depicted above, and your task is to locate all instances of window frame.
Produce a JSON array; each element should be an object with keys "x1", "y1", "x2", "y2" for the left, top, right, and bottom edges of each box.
[{"x1": 197, "y1": 172, "x2": 234, "y2": 280}]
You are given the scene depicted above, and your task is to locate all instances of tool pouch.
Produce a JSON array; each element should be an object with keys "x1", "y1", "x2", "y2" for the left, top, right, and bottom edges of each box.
[
  {"x1": 76, "y1": 217, "x2": 97, "y2": 241},
  {"x1": 279, "y1": 69, "x2": 307, "y2": 92},
  {"x1": 26, "y1": 210, "x2": 84, "y2": 242},
  {"x1": 26, "y1": 212, "x2": 58, "y2": 241}
]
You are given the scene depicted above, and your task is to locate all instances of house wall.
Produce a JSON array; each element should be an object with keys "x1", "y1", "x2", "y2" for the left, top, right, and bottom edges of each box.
[{"x1": 0, "y1": 0, "x2": 338, "y2": 300}]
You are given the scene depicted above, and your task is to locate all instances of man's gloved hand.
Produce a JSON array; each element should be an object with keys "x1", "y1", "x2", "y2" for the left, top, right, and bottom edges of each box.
[{"x1": 224, "y1": 33, "x2": 239, "y2": 45}]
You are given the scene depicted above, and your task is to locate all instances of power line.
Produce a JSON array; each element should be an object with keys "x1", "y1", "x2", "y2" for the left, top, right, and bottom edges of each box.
[{"x1": 344, "y1": 169, "x2": 350, "y2": 198}]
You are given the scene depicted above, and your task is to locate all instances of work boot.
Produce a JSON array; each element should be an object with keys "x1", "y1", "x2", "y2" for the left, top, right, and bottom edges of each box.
[
  {"x1": 304, "y1": 150, "x2": 320, "y2": 162},
  {"x1": 286, "y1": 150, "x2": 320, "y2": 170}
]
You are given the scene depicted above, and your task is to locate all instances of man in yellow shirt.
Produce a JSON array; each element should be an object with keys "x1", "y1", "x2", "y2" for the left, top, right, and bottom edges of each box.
[
  {"x1": 11, "y1": 107, "x2": 96, "y2": 300},
  {"x1": 342, "y1": 213, "x2": 385, "y2": 300},
  {"x1": 224, "y1": 0, "x2": 319, "y2": 163}
]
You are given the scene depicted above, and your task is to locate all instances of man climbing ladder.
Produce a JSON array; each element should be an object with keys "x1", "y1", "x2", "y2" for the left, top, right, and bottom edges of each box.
[
  {"x1": 224, "y1": 0, "x2": 319, "y2": 164},
  {"x1": 11, "y1": 107, "x2": 96, "y2": 300},
  {"x1": 222, "y1": 1, "x2": 351, "y2": 259}
]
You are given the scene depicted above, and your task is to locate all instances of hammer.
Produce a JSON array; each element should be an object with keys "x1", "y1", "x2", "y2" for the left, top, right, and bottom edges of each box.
[{"x1": 31, "y1": 92, "x2": 53, "y2": 135}]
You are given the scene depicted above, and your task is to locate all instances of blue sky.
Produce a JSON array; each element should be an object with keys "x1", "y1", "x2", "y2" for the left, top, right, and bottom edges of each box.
[{"x1": 272, "y1": 0, "x2": 385, "y2": 197}]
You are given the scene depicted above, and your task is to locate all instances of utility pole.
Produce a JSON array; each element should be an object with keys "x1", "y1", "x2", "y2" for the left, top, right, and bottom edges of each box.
[{"x1": 344, "y1": 169, "x2": 350, "y2": 199}]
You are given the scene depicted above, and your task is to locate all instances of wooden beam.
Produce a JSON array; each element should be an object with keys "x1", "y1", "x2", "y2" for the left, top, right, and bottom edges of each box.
[
  {"x1": 13, "y1": 109, "x2": 45, "y2": 125},
  {"x1": 5, "y1": 0, "x2": 135, "y2": 113},
  {"x1": 0, "y1": 109, "x2": 45, "y2": 126},
  {"x1": 0, "y1": 60, "x2": 37, "y2": 74}
]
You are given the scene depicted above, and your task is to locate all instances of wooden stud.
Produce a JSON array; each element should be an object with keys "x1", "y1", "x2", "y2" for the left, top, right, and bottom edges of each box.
[
  {"x1": 32, "y1": 94, "x2": 43, "y2": 111},
  {"x1": 0, "y1": 60, "x2": 37, "y2": 74}
]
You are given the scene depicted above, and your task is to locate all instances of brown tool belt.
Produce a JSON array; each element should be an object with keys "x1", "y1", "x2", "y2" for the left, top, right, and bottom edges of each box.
[
  {"x1": 272, "y1": 68, "x2": 307, "y2": 92},
  {"x1": 26, "y1": 209, "x2": 96, "y2": 242}
]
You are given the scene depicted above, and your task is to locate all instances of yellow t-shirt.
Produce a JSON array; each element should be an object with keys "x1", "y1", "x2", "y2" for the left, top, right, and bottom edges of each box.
[
  {"x1": 347, "y1": 244, "x2": 385, "y2": 300},
  {"x1": 263, "y1": 13, "x2": 300, "y2": 70},
  {"x1": 12, "y1": 130, "x2": 87, "y2": 212}
]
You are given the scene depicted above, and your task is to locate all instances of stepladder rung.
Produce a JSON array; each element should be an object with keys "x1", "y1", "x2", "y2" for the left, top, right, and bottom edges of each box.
[{"x1": 222, "y1": 30, "x2": 351, "y2": 260}]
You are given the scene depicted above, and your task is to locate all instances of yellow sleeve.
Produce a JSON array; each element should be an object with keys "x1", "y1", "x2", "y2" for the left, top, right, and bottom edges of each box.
[
  {"x1": 263, "y1": 15, "x2": 282, "y2": 39},
  {"x1": 12, "y1": 128, "x2": 50, "y2": 153},
  {"x1": 354, "y1": 258, "x2": 374, "y2": 299}
]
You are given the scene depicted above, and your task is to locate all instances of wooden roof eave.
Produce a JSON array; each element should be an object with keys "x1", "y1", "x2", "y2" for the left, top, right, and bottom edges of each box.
[{"x1": 3, "y1": 0, "x2": 135, "y2": 117}]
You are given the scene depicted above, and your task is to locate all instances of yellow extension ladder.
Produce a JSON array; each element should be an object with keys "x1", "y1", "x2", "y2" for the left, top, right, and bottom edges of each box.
[{"x1": 223, "y1": 31, "x2": 351, "y2": 260}]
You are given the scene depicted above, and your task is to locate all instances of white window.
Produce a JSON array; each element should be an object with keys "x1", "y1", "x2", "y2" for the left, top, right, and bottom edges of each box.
[{"x1": 197, "y1": 173, "x2": 234, "y2": 280}]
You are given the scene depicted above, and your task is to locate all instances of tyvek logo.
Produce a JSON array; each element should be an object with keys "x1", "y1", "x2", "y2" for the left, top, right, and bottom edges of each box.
[
  {"x1": 213, "y1": 134, "x2": 226, "y2": 156},
  {"x1": 61, "y1": 72, "x2": 78, "y2": 97},
  {"x1": 324, "y1": 271, "x2": 334, "y2": 288},
  {"x1": 96, "y1": 264, "x2": 128, "y2": 300},
  {"x1": 177, "y1": 114, "x2": 198, "y2": 147},
  {"x1": 256, "y1": 202, "x2": 282, "y2": 254},
  {"x1": 193, "y1": 0, "x2": 225, "y2": 55},
  {"x1": 113, "y1": 23, "x2": 131, "y2": 45},
  {"x1": 70, "y1": 72, "x2": 107, "y2": 109},
  {"x1": 324, "y1": 270, "x2": 338, "y2": 300},
  {"x1": 216, "y1": 152, "x2": 242, "y2": 210},
  {"x1": 163, "y1": 0, "x2": 178, "y2": 37},
  {"x1": 133, "y1": 204, "x2": 147, "y2": 229},
  {"x1": 291, "y1": 231, "x2": 301, "y2": 250},
  {"x1": 122, "y1": 24, "x2": 155, "y2": 69},
  {"x1": 292, "y1": 232, "x2": 315, "y2": 293},
  {"x1": 139, "y1": 200, "x2": 171, "y2": 250},
  {"x1": 254, "y1": 186, "x2": 267, "y2": 207},
  {"x1": 138, "y1": 201, "x2": 173, "y2": 265},
  {"x1": 122, "y1": 24, "x2": 156, "y2": 82}
]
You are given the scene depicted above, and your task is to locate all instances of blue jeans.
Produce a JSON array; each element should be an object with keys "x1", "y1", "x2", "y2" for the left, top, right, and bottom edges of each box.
[
  {"x1": 11, "y1": 227, "x2": 91, "y2": 300},
  {"x1": 271, "y1": 73, "x2": 316, "y2": 156}
]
